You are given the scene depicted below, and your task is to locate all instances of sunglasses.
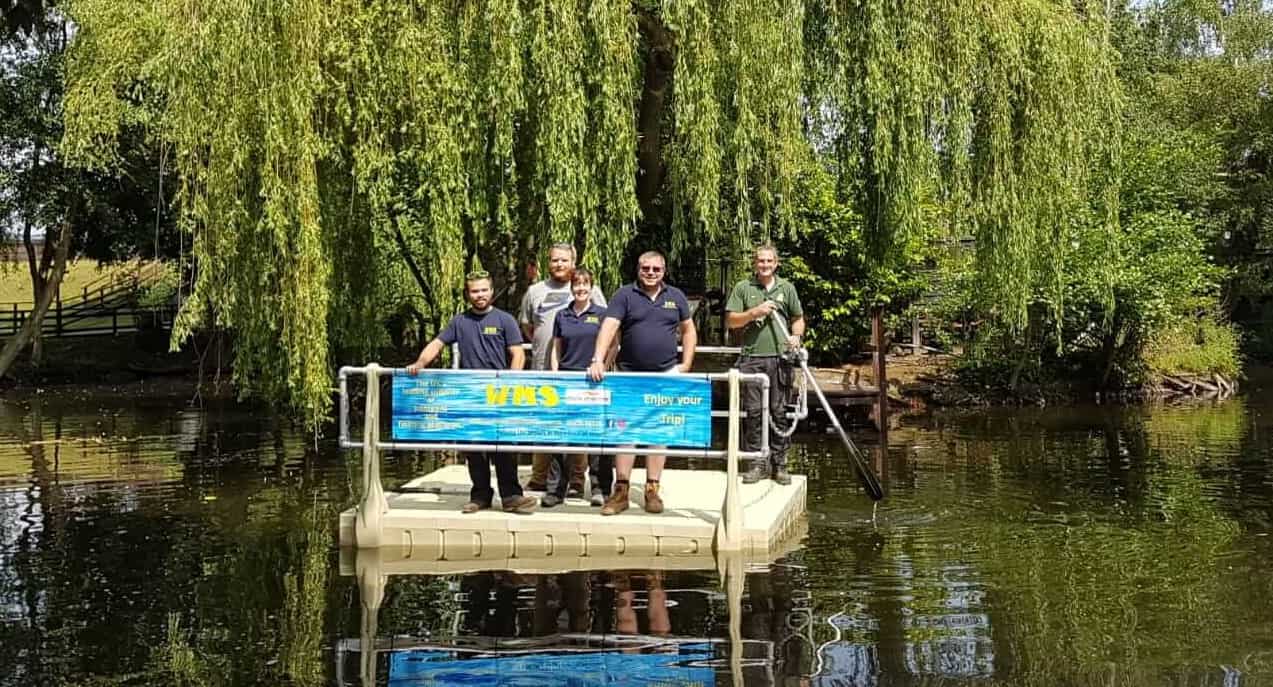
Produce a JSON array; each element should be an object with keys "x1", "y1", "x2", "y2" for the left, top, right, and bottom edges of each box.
[
  {"x1": 465, "y1": 269, "x2": 491, "y2": 281},
  {"x1": 638, "y1": 265, "x2": 664, "y2": 274}
]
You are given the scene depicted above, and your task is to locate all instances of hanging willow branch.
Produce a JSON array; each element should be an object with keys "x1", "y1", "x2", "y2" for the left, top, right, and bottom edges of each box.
[
  {"x1": 808, "y1": 0, "x2": 1122, "y2": 329},
  {"x1": 62, "y1": 0, "x2": 1120, "y2": 425}
]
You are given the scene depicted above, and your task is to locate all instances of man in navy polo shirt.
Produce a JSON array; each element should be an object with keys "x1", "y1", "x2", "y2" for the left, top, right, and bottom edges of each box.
[
  {"x1": 587, "y1": 251, "x2": 697, "y2": 515},
  {"x1": 406, "y1": 270, "x2": 538, "y2": 514}
]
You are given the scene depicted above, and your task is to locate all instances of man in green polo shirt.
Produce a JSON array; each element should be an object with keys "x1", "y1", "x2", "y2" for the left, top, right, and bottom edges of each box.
[{"x1": 725, "y1": 244, "x2": 805, "y2": 485}]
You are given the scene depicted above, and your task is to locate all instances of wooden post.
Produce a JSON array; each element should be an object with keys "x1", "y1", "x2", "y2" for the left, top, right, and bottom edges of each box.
[
  {"x1": 111, "y1": 309, "x2": 118, "y2": 336},
  {"x1": 911, "y1": 314, "x2": 921, "y2": 353},
  {"x1": 55, "y1": 297, "x2": 62, "y2": 336},
  {"x1": 871, "y1": 307, "x2": 887, "y2": 434}
]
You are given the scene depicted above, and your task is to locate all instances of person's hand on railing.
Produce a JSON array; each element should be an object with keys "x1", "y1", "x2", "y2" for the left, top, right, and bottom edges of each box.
[{"x1": 587, "y1": 359, "x2": 606, "y2": 382}]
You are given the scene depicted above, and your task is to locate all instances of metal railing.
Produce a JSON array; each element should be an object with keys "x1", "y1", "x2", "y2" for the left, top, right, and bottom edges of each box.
[
  {"x1": 338, "y1": 364, "x2": 771, "y2": 551},
  {"x1": 339, "y1": 366, "x2": 768, "y2": 460},
  {"x1": 449, "y1": 342, "x2": 741, "y2": 368}
]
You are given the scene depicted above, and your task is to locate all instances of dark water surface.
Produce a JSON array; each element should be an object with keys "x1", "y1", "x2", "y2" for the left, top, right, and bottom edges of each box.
[{"x1": 3, "y1": 381, "x2": 1273, "y2": 686}]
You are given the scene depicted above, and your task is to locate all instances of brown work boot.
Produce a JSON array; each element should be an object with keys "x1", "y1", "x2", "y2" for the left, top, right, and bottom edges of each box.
[
  {"x1": 501, "y1": 495, "x2": 539, "y2": 514},
  {"x1": 461, "y1": 500, "x2": 490, "y2": 514},
  {"x1": 600, "y1": 482, "x2": 630, "y2": 516},
  {"x1": 643, "y1": 482, "x2": 664, "y2": 514}
]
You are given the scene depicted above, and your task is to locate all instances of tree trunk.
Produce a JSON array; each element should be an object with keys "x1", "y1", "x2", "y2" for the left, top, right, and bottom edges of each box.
[
  {"x1": 1099, "y1": 319, "x2": 1127, "y2": 390},
  {"x1": 22, "y1": 140, "x2": 45, "y2": 366},
  {"x1": 0, "y1": 218, "x2": 72, "y2": 379},
  {"x1": 635, "y1": 10, "x2": 676, "y2": 221}
]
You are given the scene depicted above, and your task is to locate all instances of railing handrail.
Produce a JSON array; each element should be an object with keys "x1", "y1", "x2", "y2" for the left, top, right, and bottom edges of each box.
[
  {"x1": 343, "y1": 363, "x2": 764, "y2": 549},
  {"x1": 338, "y1": 366, "x2": 769, "y2": 460}
]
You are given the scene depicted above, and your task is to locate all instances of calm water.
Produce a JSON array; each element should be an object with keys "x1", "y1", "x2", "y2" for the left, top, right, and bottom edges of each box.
[{"x1": 2, "y1": 380, "x2": 1273, "y2": 686}]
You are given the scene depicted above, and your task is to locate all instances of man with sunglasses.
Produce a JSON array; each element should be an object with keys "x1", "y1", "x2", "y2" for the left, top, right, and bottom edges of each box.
[
  {"x1": 587, "y1": 251, "x2": 697, "y2": 515},
  {"x1": 519, "y1": 243, "x2": 607, "y2": 496},
  {"x1": 406, "y1": 270, "x2": 538, "y2": 514}
]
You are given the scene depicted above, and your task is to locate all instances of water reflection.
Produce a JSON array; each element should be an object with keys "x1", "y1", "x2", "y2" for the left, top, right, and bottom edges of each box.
[
  {"x1": 1, "y1": 389, "x2": 1273, "y2": 685},
  {"x1": 343, "y1": 548, "x2": 767, "y2": 687}
]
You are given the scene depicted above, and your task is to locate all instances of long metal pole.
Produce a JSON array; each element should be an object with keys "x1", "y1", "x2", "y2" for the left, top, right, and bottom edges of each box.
[{"x1": 770, "y1": 311, "x2": 884, "y2": 501}]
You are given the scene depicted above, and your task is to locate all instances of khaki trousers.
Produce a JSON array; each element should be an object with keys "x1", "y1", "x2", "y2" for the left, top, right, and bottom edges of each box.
[{"x1": 530, "y1": 453, "x2": 586, "y2": 488}]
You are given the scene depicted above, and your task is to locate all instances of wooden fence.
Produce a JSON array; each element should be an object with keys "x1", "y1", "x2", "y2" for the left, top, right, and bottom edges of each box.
[{"x1": 0, "y1": 301, "x2": 177, "y2": 338}]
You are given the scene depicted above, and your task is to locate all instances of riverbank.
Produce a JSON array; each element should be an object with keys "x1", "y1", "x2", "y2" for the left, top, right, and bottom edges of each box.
[
  {"x1": 819, "y1": 352, "x2": 1243, "y2": 408},
  {"x1": 3, "y1": 334, "x2": 1246, "y2": 409},
  {"x1": 0, "y1": 332, "x2": 226, "y2": 395}
]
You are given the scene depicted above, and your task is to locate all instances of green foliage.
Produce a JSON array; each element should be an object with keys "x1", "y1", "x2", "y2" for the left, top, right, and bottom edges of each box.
[
  {"x1": 61, "y1": 0, "x2": 812, "y2": 426},
  {"x1": 780, "y1": 168, "x2": 930, "y2": 362},
  {"x1": 1144, "y1": 314, "x2": 1241, "y2": 379},
  {"x1": 945, "y1": 202, "x2": 1235, "y2": 389},
  {"x1": 806, "y1": 0, "x2": 1122, "y2": 331},
  {"x1": 1113, "y1": 0, "x2": 1273, "y2": 359},
  {"x1": 0, "y1": 11, "x2": 175, "y2": 264},
  {"x1": 135, "y1": 263, "x2": 177, "y2": 308},
  {"x1": 61, "y1": 0, "x2": 1128, "y2": 422}
]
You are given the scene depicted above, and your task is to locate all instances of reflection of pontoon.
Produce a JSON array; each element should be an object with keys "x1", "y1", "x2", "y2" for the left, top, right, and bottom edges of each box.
[
  {"x1": 335, "y1": 635, "x2": 771, "y2": 687},
  {"x1": 339, "y1": 534, "x2": 805, "y2": 687}
]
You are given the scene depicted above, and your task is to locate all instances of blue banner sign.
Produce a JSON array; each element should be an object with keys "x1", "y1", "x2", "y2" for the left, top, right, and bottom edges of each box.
[{"x1": 391, "y1": 371, "x2": 712, "y2": 447}]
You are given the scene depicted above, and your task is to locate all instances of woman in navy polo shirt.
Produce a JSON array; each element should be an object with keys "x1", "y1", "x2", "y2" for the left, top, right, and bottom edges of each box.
[{"x1": 547, "y1": 268, "x2": 614, "y2": 507}]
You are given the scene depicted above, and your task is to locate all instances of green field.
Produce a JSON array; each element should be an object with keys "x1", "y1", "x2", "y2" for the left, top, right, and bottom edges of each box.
[{"x1": 0, "y1": 259, "x2": 149, "y2": 304}]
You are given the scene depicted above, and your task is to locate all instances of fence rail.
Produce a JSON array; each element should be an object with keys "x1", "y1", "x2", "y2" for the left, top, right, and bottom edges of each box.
[
  {"x1": 0, "y1": 261, "x2": 168, "y2": 311},
  {"x1": 0, "y1": 302, "x2": 177, "y2": 338}
]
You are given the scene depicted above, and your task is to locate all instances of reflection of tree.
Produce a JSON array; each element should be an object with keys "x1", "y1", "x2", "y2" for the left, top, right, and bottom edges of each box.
[
  {"x1": 0, "y1": 394, "x2": 343, "y2": 685},
  {"x1": 799, "y1": 402, "x2": 1269, "y2": 686},
  {"x1": 278, "y1": 499, "x2": 331, "y2": 686}
]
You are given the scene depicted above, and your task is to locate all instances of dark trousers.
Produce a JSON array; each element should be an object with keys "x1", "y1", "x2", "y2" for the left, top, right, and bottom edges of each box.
[
  {"x1": 466, "y1": 451, "x2": 523, "y2": 505},
  {"x1": 589, "y1": 455, "x2": 614, "y2": 495},
  {"x1": 739, "y1": 356, "x2": 794, "y2": 469},
  {"x1": 547, "y1": 454, "x2": 613, "y2": 497}
]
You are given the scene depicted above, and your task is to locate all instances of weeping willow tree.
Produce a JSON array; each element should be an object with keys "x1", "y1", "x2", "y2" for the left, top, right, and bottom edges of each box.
[
  {"x1": 60, "y1": 0, "x2": 1118, "y2": 425},
  {"x1": 807, "y1": 0, "x2": 1123, "y2": 330}
]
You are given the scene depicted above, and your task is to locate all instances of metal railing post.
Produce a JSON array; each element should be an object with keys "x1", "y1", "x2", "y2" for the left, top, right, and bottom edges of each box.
[
  {"x1": 355, "y1": 363, "x2": 388, "y2": 548},
  {"x1": 715, "y1": 368, "x2": 744, "y2": 551}
]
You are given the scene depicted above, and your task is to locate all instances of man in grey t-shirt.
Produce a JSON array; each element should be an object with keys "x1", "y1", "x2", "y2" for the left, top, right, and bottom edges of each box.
[{"x1": 519, "y1": 242, "x2": 606, "y2": 492}]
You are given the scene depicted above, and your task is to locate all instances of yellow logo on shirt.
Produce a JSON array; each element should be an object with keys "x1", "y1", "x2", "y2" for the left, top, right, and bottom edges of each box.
[
  {"x1": 482, "y1": 326, "x2": 500, "y2": 335},
  {"x1": 585, "y1": 316, "x2": 600, "y2": 324},
  {"x1": 662, "y1": 301, "x2": 678, "y2": 309}
]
